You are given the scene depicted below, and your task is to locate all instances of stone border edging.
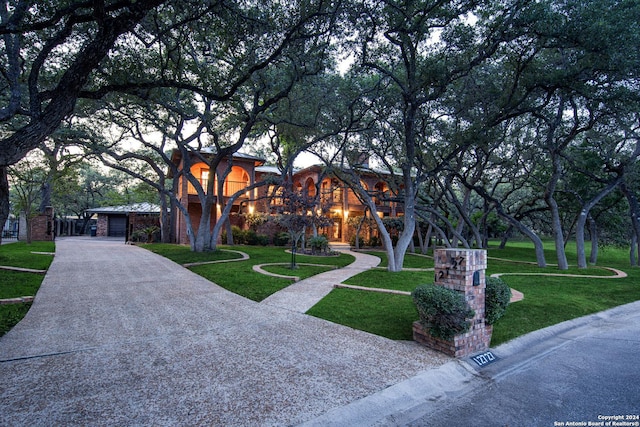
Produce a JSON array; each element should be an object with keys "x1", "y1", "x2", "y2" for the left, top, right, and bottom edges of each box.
[
  {"x1": 334, "y1": 283, "x2": 411, "y2": 295},
  {"x1": 182, "y1": 249, "x2": 249, "y2": 267},
  {"x1": 0, "y1": 266, "x2": 46, "y2": 274},
  {"x1": 490, "y1": 266, "x2": 627, "y2": 279},
  {"x1": 0, "y1": 296, "x2": 34, "y2": 305},
  {"x1": 253, "y1": 263, "x2": 338, "y2": 282}
]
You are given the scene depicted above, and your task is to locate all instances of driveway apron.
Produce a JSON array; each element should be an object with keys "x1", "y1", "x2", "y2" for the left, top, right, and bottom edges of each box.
[{"x1": 0, "y1": 237, "x2": 447, "y2": 426}]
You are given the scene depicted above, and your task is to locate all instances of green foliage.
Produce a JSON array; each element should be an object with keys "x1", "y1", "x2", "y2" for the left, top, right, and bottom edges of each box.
[
  {"x1": 307, "y1": 289, "x2": 416, "y2": 341},
  {"x1": 308, "y1": 235, "x2": 329, "y2": 254},
  {"x1": 273, "y1": 232, "x2": 291, "y2": 246},
  {"x1": 485, "y1": 276, "x2": 512, "y2": 325},
  {"x1": 131, "y1": 225, "x2": 160, "y2": 243},
  {"x1": 367, "y1": 235, "x2": 381, "y2": 247},
  {"x1": 382, "y1": 217, "x2": 404, "y2": 232},
  {"x1": 244, "y1": 212, "x2": 269, "y2": 230},
  {"x1": 412, "y1": 284, "x2": 475, "y2": 340},
  {"x1": 220, "y1": 226, "x2": 271, "y2": 246}
]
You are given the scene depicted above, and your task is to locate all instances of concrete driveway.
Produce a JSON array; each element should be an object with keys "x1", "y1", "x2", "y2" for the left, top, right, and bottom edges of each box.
[{"x1": 0, "y1": 237, "x2": 448, "y2": 426}]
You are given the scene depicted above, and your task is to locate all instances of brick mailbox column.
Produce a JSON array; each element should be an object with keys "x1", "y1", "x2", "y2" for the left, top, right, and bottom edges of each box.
[{"x1": 413, "y1": 248, "x2": 491, "y2": 358}]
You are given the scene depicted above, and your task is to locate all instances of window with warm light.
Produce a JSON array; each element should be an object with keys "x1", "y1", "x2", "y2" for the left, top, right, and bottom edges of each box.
[{"x1": 201, "y1": 170, "x2": 210, "y2": 189}]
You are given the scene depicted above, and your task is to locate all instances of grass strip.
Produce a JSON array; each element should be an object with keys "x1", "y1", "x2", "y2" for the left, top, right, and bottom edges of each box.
[{"x1": 0, "y1": 241, "x2": 55, "y2": 337}]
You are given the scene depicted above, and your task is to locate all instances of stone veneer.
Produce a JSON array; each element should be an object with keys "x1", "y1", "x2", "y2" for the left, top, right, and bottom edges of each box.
[{"x1": 413, "y1": 248, "x2": 491, "y2": 358}]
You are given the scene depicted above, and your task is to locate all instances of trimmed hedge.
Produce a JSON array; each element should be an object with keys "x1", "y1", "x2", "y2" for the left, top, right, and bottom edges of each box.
[
  {"x1": 412, "y1": 284, "x2": 475, "y2": 340},
  {"x1": 485, "y1": 276, "x2": 512, "y2": 325}
]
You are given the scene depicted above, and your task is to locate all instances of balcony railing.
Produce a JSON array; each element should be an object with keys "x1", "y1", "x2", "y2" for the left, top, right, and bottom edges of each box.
[{"x1": 187, "y1": 180, "x2": 250, "y2": 197}]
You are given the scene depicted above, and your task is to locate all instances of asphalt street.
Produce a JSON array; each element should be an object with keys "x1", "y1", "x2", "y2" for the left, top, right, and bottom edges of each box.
[{"x1": 417, "y1": 302, "x2": 640, "y2": 427}]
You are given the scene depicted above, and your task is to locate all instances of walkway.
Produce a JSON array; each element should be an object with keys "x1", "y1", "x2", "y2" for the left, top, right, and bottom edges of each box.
[
  {"x1": 260, "y1": 249, "x2": 382, "y2": 313},
  {"x1": 0, "y1": 237, "x2": 448, "y2": 426}
]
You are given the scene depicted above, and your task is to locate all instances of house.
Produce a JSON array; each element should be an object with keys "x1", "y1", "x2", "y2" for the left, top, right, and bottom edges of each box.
[
  {"x1": 258, "y1": 162, "x2": 404, "y2": 243},
  {"x1": 171, "y1": 149, "x2": 405, "y2": 244},
  {"x1": 170, "y1": 149, "x2": 266, "y2": 245},
  {"x1": 85, "y1": 203, "x2": 161, "y2": 241}
]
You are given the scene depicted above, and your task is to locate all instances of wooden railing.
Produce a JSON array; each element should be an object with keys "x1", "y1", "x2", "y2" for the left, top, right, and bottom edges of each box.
[{"x1": 187, "y1": 180, "x2": 250, "y2": 197}]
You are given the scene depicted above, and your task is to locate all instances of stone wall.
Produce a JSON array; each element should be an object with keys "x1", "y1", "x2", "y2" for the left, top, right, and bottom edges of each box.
[
  {"x1": 96, "y1": 215, "x2": 108, "y2": 237},
  {"x1": 19, "y1": 207, "x2": 55, "y2": 241},
  {"x1": 413, "y1": 248, "x2": 491, "y2": 358}
]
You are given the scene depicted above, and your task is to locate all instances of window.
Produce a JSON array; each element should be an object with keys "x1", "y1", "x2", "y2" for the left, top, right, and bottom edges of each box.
[{"x1": 201, "y1": 170, "x2": 209, "y2": 189}]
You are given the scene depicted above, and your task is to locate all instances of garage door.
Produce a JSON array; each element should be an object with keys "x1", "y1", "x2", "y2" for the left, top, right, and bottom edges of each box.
[{"x1": 108, "y1": 216, "x2": 127, "y2": 237}]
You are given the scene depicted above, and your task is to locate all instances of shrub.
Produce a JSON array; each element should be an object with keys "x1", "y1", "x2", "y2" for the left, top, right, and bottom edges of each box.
[
  {"x1": 412, "y1": 284, "x2": 475, "y2": 340},
  {"x1": 244, "y1": 229, "x2": 258, "y2": 245},
  {"x1": 273, "y1": 232, "x2": 290, "y2": 246},
  {"x1": 308, "y1": 235, "x2": 329, "y2": 254},
  {"x1": 485, "y1": 276, "x2": 511, "y2": 325},
  {"x1": 256, "y1": 234, "x2": 270, "y2": 246},
  {"x1": 231, "y1": 226, "x2": 245, "y2": 244},
  {"x1": 367, "y1": 235, "x2": 381, "y2": 247}
]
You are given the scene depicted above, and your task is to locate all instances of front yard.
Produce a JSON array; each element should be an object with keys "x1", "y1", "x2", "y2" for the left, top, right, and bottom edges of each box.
[
  {"x1": 143, "y1": 241, "x2": 640, "y2": 346},
  {"x1": 3, "y1": 240, "x2": 638, "y2": 348}
]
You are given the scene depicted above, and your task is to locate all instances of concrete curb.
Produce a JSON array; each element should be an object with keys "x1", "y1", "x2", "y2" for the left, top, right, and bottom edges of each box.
[{"x1": 299, "y1": 360, "x2": 482, "y2": 426}]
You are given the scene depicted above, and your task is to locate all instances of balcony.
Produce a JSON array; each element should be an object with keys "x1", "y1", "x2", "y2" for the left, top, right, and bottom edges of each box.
[{"x1": 187, "y1": 180, "x2": 250, "y2": 198}]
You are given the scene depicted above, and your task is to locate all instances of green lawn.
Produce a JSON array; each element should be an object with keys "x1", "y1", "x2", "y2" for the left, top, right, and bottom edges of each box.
[
  {"x1": 0, "y1": 241, "x2": 55, "y2": 336},
  {"x1": 142, "y1": 241, "x2": 640, "y2": 347}
]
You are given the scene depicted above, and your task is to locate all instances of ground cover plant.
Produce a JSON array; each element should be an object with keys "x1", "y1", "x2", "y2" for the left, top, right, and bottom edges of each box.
[
  {"x1": 0, "y1": 241, "x2": 55, "y2": 336},
  {"x1": 141, "y1": 244, "x2": 354, "y2": 302}
]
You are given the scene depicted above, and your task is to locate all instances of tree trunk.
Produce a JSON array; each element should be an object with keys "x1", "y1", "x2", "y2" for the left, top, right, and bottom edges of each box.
[
  {"x1": 619, "y1": 182, "x2": 640, "y2": 267},
  {"x1": 0, "y1": 167, "x2": 8, "y2": 244},
  {"x1": 499, "y1": 224, "x2": 513, "y2": 249},
  {"x1": 588, "y1": 215, "x2": 598, "y2": 265},
  {"x1": 545, "y1": 155, "x2": 568, "y2": 270},
  {"x1": 575, "y1": 178, "x2": 621, "y2": 268},
  {"x1": 547, "y1": 198, "x2": 568, "y2": 269}
]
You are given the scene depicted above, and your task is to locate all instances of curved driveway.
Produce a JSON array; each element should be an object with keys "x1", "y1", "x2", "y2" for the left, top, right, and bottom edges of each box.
[{"x1": 0, "y1": 237, "x2": 447, "y2": 426}]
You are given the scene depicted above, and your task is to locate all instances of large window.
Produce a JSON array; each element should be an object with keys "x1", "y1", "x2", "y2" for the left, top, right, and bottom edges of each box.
[{"x1": 201, "y1": 170, "x2": 209, "y2": 189}]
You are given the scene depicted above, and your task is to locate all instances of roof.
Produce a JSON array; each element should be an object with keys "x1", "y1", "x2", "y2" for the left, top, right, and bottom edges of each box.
[
  {"x1": 170, "y1": 148, "x2": 266, "y2": 165},
  {"x1": 199, "y1": 148, "x2": 265, "y2": 162},
  {"x1": 85, "y1": 203, "x2": 161, "y2": 215},
  {"x1": 255, "y1": 165, "x2": 282, "y2": 175}
]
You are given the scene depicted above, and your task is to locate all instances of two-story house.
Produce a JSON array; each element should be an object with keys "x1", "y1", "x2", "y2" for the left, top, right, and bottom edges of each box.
[
  {"x1": 171, "y1": 149, "x2": 266, "y2": 245},
  {"x1": 171, "y1": 149, "x2": 405, "y2": 244}
]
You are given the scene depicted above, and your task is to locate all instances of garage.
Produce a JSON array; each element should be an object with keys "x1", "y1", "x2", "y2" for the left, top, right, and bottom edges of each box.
[
  {"x1": 108, "y1": 215, "x2": 127, "y2": 237},
  {"x1": 85, "y1": 203, "x2": 160, "y2": 241}
]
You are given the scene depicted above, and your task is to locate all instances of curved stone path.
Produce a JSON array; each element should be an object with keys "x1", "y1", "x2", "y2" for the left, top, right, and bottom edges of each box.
[{"x1": 260, "y1": 249, "x2": 381, "y2": 313}]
